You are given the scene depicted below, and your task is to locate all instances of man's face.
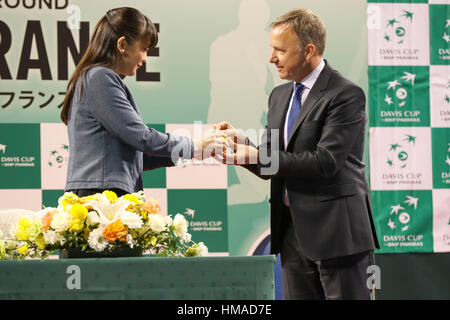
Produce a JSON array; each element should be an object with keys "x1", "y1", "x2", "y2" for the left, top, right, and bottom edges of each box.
[{"x1": 269, "y1": 24, "x2": 307, "y2": 83}]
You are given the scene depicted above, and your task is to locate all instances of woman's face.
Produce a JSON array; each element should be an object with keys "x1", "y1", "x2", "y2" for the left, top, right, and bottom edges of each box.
[{"x1": 116, "y1": 38, "x2": 149, "y2": 76}]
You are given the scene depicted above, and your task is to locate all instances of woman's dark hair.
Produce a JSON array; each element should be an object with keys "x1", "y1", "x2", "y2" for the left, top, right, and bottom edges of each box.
[{"x1": 61, "y1": 7, "x2": 158, "y2": 125}]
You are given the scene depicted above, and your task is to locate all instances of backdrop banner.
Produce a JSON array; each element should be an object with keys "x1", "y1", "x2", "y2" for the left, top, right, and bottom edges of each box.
[
  {"x1": 367, "y1": 0, "x2": 450, "y2": 253},
  {"x1": 1, "y1": 0, "x2": 372, "y2": 257}
]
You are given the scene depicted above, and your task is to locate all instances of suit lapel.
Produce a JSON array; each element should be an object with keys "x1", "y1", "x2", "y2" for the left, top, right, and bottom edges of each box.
[{"x1": 286, "y1": 62, "x2": 333, "y2": 148}]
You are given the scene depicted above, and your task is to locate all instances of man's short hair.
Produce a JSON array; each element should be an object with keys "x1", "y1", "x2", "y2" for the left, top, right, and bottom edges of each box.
[{"x1": 271, "y1": 8, "x2": 326, "y2": 56}]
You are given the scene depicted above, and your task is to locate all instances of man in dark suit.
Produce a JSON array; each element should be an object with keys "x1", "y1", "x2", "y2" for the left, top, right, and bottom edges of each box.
[{"x1": 214, "y1": 8, "x2": 379, "y2": 299}]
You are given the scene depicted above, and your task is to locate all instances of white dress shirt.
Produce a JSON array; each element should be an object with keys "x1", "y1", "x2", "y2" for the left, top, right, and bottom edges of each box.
[{"x1": 283, "y1": 59, "x2": 325, "y2": 207}]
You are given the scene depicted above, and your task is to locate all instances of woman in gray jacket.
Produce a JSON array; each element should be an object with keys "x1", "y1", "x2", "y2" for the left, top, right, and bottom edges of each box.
[{"x1": 61, "y1": 7, "x2": 225, "y2": 197}]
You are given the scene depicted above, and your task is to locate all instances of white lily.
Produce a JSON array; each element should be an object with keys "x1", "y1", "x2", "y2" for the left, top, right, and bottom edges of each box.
[
  {"x1": 173, "y1": 213, "x2": 188, "y2": 237},
  {"x1": 87, "y1": 194, "x2": 132, "y2": 226}
]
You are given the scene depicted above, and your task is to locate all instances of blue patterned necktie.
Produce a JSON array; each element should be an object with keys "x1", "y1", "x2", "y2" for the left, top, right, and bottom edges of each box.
[{"x1": 287, "y1": 83, "x2": 305, "y2": 139}]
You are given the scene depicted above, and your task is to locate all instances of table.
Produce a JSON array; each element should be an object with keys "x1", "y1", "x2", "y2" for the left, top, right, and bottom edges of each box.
[
  {"x1": 374, "y1": 253, "x2": 450, "y2": 300},
  {"x1": 0, "y1": 255, "x2": 275, "y2": 300}
]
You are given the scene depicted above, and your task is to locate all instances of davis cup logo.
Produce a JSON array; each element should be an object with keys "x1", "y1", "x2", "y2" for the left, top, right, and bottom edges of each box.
[
  {"x1": 184, "y1": 208, "x2": 195, "y2": 218},
  {"x1": 442, "y1": 142, "x2": 450, "y2": 185},
  {"x1": 371, "y1": 128, "x2": 432, "y2": 191},
  {"x1": 387, "y1": 195, "x2": 418, "y2": 232},
  {"x1": 384, "y1": 10, "x2": 414, "y2": 45},
  {"x1": 369, "y1": 65, "x2": 429, "y2": 126},
  {"x1": 380, "y1": 191, "x2": 431, "y2": 252},
  {"x1": 447, "y1": 143, "x2": 450, "y2": 166},
  {"x1": 0, "y1": 142, "x2": 36, "y2": 168},
  {"x1": 182, "y1": 208, "x2": 223, "y2": 232},
  {"x1": 432, "y1": 128, "x2": 450, "y2": 188},
  {"x1": 376, "y1": 189, "x2": 432, "y2": 252},
  {"x1": 387, "y1": 134, "x2": 416, "y2": 169},
  {"x1": 444, "y1": 19, "x2": 450, "y2": 44},
  {"x1": 430, "y1": 4, "x2": 450, "y2": 64},
  {"x1": 384, "y1": 72, "x2": 416, "y2": 110},
  {"x1": 446, "y1": 80, "x2": 450, "y2": 105},
  {"x1": 435, "y1": 18, "x2": 450, "y2": 60},
  {"x1": 367, "y1": 4, "x2": 429, "y2": 65},
  {"x1": 429, "y1": 66, "x2": 449, "y2": 126},
  {"x1": 48, "y1": 144, "x2": 69, "y2": 168}
]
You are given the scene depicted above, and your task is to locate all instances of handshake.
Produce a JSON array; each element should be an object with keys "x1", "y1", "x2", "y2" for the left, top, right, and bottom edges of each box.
[{"x1": 192, "y1": 121, "x2": 259, "y2": 165}]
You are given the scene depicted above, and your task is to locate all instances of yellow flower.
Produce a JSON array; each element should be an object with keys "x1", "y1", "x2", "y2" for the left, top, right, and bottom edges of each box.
[
  {"x1": 0, "y1": 240, "x2": 6, "y2": 259},
  {"x1": 27, "y1": 219, "x2": 42, "y2": 242},
  {"x1": 17, "y1": 244, "x2": 28, "y2": 256},
  {"x1": 150, "y1": 236, "x2": 157, "y2": 246},
  {"x1": 70, "y1": 204, "x2": 88, "y2": 220},
  {"x1": 69, "y1": 219, "x2": 85, "y2": 233},
  {"x1": 60, "y1": 192, "x2": 79, "y2": 209},
  {"x1": 34, "y1": 235, "x2": 46, "y2": 250},
  {"x1": 123, "y1": 194, "x2": 139, "y2": 204},
  {"x1": 78, "y1": 194, "x2": 100, "y2": 208},
  {"x1": 102, "y1": 190, "x2": 118, "y2": 203},
  {"x1": 15, "y1": 217, "x2": 30, "y2": 241},
  {"x1": 69, "y1": 204, "x2": 87, "y2": 232},
  {"x1": 123, "y1": 194, "x2": 139, "y2": 212}
]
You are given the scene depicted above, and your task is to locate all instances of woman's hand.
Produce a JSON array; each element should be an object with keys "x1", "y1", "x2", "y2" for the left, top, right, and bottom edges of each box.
[
  {"x1": 211, "y1": 121, "x2": 248, "y2": 146},
  {"x1": 192, "y1": 130, "x2": 228, "y2": 160}
]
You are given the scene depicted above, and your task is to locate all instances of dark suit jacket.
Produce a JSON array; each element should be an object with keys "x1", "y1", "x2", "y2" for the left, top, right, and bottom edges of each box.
[{"x1": 245, "y1": 61, "x2": 379, "y2": 261}]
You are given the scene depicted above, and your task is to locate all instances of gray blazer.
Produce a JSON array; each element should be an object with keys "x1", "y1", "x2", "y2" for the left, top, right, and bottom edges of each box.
[
  {"x1": 65, "y1": 66, "x2": 193, "y2": 194},
  {"x1": 245, "y1": 61, "x2": 379, "y2": 261}
]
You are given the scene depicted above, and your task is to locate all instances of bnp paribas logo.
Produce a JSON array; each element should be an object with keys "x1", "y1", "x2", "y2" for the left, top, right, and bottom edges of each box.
[
  {"x1": 384, "y1": 10, "x2": 414, "y2": 45},
  {"x1": 48, "y1": 144, "x2": 69, "y2": 168},
  {"x1": 387, "y1": 195, "x2": 418, "y2": 232},
  {"x1": 386, "y1": 134, "x2": 416, "y2": 169}
]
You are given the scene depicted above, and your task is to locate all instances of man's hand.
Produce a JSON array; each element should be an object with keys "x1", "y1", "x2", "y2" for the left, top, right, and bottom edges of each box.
[
  {"x1": 215, "y1": 137, "x2": 258, "y2": 165},
  {"x1": 192, "y1": 130, "x2": 228, "y2": 160}
]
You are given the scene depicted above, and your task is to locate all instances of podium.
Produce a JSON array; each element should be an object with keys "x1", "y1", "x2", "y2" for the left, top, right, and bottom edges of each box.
[{"x1": 0, "y1": 255, "x2": 275, "y2": 300}]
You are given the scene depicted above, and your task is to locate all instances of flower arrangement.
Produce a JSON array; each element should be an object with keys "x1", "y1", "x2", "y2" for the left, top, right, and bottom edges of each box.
[{"x1": 0, "y1": 191, "x2": 208, "y2": 260}]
